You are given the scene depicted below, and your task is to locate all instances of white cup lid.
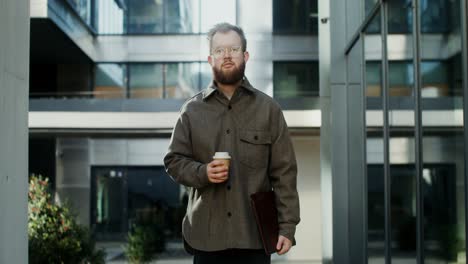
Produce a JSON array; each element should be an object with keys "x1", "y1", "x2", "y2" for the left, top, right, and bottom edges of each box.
[{"x1": 213, "y1": 152, "x2": 231, "y2": 159}]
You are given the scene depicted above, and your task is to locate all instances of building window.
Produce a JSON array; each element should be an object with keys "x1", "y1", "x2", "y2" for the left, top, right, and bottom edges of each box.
[
  {"x1": 95, "y1": 62, "x2": 208, "y2": 99},
  {"x1": 165, "y1": 63, "x2": 204, "y2": 99},
  {"x1": 123, "y1": 0, "x2": 235, "y2": 34},
  {"x1": 66, "y1": 0, "x2": 93, "y2": 26},
  {"x1": 366, "y1": 0, "x2": 450, "y2": 34},
  {"x1": 88, "y1": 0, "x2": 237, "y2": 34},
  {"x1": 273, "y1": 61, "x2": 319, "y2": 98},
  {"x1": 366, "y1": 61, "x2": 453, "y2": 97},
  {"x1": 94, "y1": 0, "x2": 126, "y2": 34},
  {"x1": 127, "y1": 0, "x2": 165, "y2": 34},
  {"x1": 94, "y1": 64, "x2": 127, "y2": 98},
  {"x1": 273, "y1": 0, "x2": 318, "y2": 34},
  {"x1": 129, "y1": 64, "x2": 165, "y2": 98}
]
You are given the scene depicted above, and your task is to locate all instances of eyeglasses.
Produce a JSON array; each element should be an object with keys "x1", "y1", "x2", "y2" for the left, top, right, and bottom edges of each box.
[{"x1": 211, "y1": 46, "x2": 243, "y2": 59}]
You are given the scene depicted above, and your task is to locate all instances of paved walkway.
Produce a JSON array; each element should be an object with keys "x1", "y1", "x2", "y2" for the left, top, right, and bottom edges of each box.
[{"x1": 99, "y1": 241, "x2": 319, "y2": 264}]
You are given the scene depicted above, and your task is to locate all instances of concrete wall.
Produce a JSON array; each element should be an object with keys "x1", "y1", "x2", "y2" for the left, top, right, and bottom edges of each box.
[
  {"x1": 284, "y1": 136, "x2": 322, "y2": 262},
  {"x1": 0, "y1": 0, "x2": 30, "y2": 262}
]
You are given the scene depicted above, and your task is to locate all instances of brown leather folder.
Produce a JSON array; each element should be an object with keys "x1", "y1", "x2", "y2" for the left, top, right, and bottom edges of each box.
[{"x1": 250, "y1": 190, "x2": 279, "y2": 255}]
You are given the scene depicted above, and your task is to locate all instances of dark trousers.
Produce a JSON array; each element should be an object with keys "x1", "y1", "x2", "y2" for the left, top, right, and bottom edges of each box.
[{"x1": 193, "y1": 248, "x2": 271, "y2": 264}]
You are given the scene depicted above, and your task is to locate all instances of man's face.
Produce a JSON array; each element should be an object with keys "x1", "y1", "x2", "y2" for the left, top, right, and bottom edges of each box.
[{"x1": 208, "y1": 30, "x2": 249, "y2": 85}]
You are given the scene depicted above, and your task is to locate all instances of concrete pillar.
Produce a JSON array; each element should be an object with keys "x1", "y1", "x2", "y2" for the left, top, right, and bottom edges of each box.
[
  {"x1": 329, "y1": 0, "x2": 366, "y2": 263},
  {"x1": 0, "y1": 0, "x2": 30, "y2": 262},
  {"x1": 319, "y1": 0, "x2": 333, "y2": 262}
]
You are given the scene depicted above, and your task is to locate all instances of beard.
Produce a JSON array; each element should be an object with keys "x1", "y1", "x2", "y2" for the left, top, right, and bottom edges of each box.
[{"x1": 212, "y1": 60, "x2": 246, "y2": 85}]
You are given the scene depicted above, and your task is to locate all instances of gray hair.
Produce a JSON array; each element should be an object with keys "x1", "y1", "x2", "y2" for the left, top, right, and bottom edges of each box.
[{"x1": 207, "y1": 23, "x2": 247, "y2": 52}]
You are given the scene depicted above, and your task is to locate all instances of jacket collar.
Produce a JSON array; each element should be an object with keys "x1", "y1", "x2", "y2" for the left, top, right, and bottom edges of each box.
[{"x1": 202, "y1": 76, "x2": 255, "y2": 101}]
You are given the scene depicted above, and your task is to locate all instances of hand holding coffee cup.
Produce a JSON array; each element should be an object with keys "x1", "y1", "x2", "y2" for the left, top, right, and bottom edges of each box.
[{"x1": 207, "y1": 152, "x2": 231, "y2": 184}]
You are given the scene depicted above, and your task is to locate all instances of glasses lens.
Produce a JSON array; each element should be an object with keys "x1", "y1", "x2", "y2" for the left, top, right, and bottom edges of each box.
[
  {"x1": 212, "y1": 46, "x2": 242, "y2": 58},
  {"x1": 213, "y1": 48, "x2": 224, "y2": 58}
]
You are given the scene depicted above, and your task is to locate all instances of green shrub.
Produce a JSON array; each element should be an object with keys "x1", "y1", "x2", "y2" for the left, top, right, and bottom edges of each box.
[
  {"x1": 28, "y1": 175, "x2": 106, "y2": 264},
  {"x1": 125, "y1": 224, "x2": 165, "y2": 264}
]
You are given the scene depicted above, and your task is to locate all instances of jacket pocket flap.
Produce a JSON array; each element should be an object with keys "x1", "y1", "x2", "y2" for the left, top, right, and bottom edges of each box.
[{"x1": 240, "y1": 130, "x2": 271, "y2": 145}]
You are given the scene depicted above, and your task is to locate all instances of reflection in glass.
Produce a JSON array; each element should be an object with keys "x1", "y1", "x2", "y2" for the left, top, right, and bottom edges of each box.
[
  {"x1": 127, "y1": 167, "x2": 182, "y2": 241},
  {"x1": 367, "y1": 134, "x2": 385, "y2": 264},
  {"x1": 67, "y1": 0, "x2": 92, "y2": 25},
  {"x1": 421, "y1": 0, "x2": 465, "y2": 260},
  {"x1": 273, "y1": 0, "x2": 318, "y2": 34},
  {"x1": 367, "y1": 62, "x2": 416, "y2": 97},
  {"x1": 420, "y1": 148, "x2": 465, "y2": 263},
  {"x1": 127, "y1": 0, "x2": 164, "y2": 34},
  {"x1": 420, "y1": 0, "x2": 450, "y2": 33},
  {"x1": 420, "y1": 61, "x2": 449, "y2": 97},
  {"x1": 365, "y1": 10, "x2": 385, "y2": 264},
  {"x1": 364, "y1": 0, "x2": 465, "y2": 262},
  {"x1": 366, "y1": 61, "x2": 452, "y2": 98},
  {"x1": 273, "y1": 61, "x2": 319, "y2": 98},
  {"x1": 366, "y1": 0, "x2": 450, "y2": 34},
  {"x1": 129, "y1": 63, "x2": 204, "y2": 99},
  {"x1": 165, "y1": 0, "x2": 197, "y2": 33},
  {"x1": 92, "y1": 166, "x2": 186, "y2": 244},
  {"x1": 129, "y1": 64, "x2": 164, "y2": 98},
  {"x1": 93, "y1": 168, "x2": 125, "y2": 236},
  {"x1": 388, "y1": 138, "x2": 417, "y2": 263},
  {"x1": 365, "y1": 0, "x2": 379, "y2": 18},
  {"x1": 94, "y1": 0, "x2": 125, "y2": 34},
  {"x1": 386, "y1": 3, "x2": 417, "y2": 261},
  {"x1": 165, "y1": 63, "x2": 203, "y2": 99},
  {"x1": 94, "y1": 64, "x2": 127, "y2": 98}
]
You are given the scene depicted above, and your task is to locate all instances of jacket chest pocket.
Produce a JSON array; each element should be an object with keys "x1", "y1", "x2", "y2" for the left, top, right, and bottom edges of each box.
[{"x1": 239, "y1": 130, "x2": 271, "y2": 169}]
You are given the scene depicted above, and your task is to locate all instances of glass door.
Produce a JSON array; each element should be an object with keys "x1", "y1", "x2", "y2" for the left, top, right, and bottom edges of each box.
[{"x1": 91, "y1": 167, "x2": 127, "y2": 240}]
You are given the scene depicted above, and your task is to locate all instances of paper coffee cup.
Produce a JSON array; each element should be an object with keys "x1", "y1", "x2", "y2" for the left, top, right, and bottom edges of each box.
[{"x1": 213, "y1": 152, "x2": 231, "y2": 168}]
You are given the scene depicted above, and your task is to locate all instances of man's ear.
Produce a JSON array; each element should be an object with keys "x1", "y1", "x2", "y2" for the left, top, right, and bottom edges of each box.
[
  {"x1": 244, "y1": 51, "x2": 250, "y2": 62},
  {"x1": 208, "y1": 55, "x2": 213, "y2": 66}
]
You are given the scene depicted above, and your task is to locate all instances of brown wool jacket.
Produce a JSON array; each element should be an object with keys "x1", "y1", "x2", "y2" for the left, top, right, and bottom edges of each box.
[{"x1": 164, "y1": 77, "x2": 300, "y2": 252}]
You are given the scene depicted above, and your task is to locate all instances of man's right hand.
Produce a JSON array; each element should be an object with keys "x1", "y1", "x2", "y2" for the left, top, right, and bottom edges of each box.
[{"x1": 207, "y1": 160, "x2": 229, "y2": 183}]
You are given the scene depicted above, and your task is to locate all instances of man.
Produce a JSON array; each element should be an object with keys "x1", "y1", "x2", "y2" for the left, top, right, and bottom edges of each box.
[{"x1": 164, "y1": 23, "x2": 300, "y2": 264}]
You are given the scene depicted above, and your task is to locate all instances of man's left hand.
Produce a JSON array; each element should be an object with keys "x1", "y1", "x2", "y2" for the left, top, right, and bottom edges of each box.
[{"x1": 276, "y1": 235, "x2": 292, "y2": 255}]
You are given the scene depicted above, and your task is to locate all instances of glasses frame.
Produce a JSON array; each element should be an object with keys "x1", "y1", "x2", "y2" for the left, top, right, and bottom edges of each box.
[{"x1": 211, "y1": 46, "x2": 244, "y2": 59}]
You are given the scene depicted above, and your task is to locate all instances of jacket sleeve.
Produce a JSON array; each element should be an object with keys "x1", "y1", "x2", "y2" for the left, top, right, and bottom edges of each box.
[
  {"x1": 164, "y1": 109, "x2": 210, "y2": 189},
  {"x1": 269, "y1": 106, "x2": 301, "y2": 245}
]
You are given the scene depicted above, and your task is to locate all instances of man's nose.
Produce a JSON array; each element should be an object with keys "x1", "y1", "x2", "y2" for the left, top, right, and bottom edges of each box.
[{"x1": 224, "y1": 48, "x2": 233, "y2": 58}]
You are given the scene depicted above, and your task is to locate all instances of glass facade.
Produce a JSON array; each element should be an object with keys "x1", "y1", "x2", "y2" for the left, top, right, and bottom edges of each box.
[
  {"x1": 67, "y1": 0, "x2": 93, "y2": 26},
  {"x1": 420, "y1": 0, "x2": 465, "y2": 261},
  {"x1": 129, "y1": 64, "x2": 165, "y2": 98},
  {"x1": 273, "y1": 61, "x2": 319, "y2": 98},
  {"x1": 273, "y1": 0, "x2": 318, "y2": 34},
  {"x1": 91, "y1": 166, "x2": 183, "y2": 241},
  {"x1": 94, "y1": 62, "x2": 208, "y2": 99},
  {"x1": 70, "y1": 0, "x2": 236, "y2": 34},
  {"x1": 93, "y1": 0, "x2": 125, "y2": 34},
  {"x1": 94, "y1": 64, "x2": 127, "y2": 98},
  {"x1": 366, "y1": 0, "x2": 452, "y2": 34},
  {"x1": 367, "y1": 61, "x2": 454, "y2": 97},
  {"x1": 354, "y1": 0, "x2": 468, "y2": 263}
]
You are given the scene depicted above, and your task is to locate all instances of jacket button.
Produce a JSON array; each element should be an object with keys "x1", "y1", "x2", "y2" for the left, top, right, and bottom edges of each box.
[
  {"x1": 227, "y1": 212, "x2": 232, "y2": 217},
  {"x1": 226, "y1": 129, "x2": 230, "y2": 134},
  {"x1": 254, "y1": 135, "x2": 258, "y2": 140},
  {"x1": 228, "y1": 105, "x2": 232, "y2": 110},
  {"x1": 227, "y1": 185, "x2": 231, "y2": 190}
]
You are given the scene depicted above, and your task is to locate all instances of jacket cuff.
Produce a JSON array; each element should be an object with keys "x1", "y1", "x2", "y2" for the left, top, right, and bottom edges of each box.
[
  {"x1": 196, "y1": 163, "x2": 210, "y2": 187},
  {"x1": 279, "y1": 223, "x2": 297, "y2": 246}
]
